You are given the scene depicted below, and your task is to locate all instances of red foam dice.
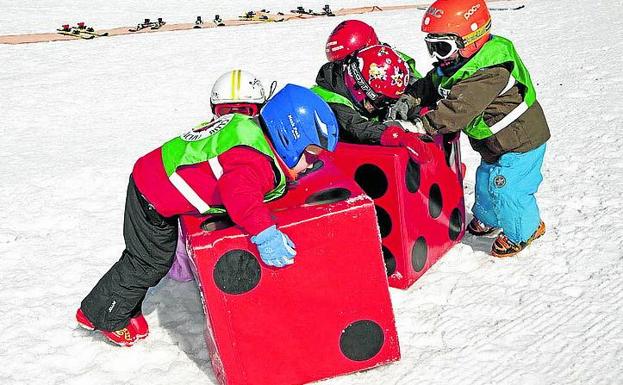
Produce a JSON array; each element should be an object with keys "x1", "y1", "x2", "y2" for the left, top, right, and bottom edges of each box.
[
  {"x1": 180, "y1": 161, "x2": 400, "y2": 385},
  {"x1": 328, "y1": 133, "x2": 466, "y2": 289}
]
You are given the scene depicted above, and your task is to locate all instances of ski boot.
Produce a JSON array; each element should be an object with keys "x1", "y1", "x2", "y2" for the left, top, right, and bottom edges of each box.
[
  {"x1": 467, "y1": 217, "x2": 498, "y2": 236},
  {"x1": 76, "y1": 308, "x2": 149, "y2": 346},
  {"x1": 213, "y1": 14, "x2": 224, "y2": 26},
  {"x1": 491, "y1": 221, "x2": 546, "y2": 258}
]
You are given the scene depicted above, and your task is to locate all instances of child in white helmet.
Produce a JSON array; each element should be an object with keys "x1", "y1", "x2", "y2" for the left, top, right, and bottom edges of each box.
[{"x1": 167, "y1": 69, "x2": 273, "y2": 281}]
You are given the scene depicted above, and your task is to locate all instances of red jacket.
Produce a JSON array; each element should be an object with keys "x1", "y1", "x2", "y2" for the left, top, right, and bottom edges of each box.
[{"x1": 132, "y1": 146, "x2": 278, "y2": 236}]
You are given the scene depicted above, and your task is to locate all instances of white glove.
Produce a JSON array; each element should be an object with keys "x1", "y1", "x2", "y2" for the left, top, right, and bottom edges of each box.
[{"x1": 401, "y1": 119, "x2": 427, "y2": 135}]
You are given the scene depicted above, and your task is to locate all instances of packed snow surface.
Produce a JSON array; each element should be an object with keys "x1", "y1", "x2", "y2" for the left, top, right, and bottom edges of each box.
[{"x1": 1, "y1": 0, "x2": 622, "y2": 384}]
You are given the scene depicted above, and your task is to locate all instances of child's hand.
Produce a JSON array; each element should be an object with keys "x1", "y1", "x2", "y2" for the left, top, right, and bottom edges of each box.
[
  {"x1": 380, "y1": 126, "x2": 432, "y2": 164},
  {"x1": 251, "y1": 225, "x2": 296, "y2": 268},
  {"x1": 387, "y1": 94, "x2": 421, "y2": 121}
]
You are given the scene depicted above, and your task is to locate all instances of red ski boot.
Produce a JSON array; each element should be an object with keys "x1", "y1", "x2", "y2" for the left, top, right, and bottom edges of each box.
[
  {"x1": 129, "y1": 313, "x2": 149, "y2": 339},
  {"x1": 76, "y1": 308, "x2": 143, "y2": 347}
]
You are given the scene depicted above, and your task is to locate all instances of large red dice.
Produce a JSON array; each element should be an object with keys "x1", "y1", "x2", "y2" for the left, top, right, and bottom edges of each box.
[
  {"x1": 180, "y1": 161, "x2": 400, "y2": 385},
  {"x1": 329, "y1": 133, "x2": 466, "y2": 289}
]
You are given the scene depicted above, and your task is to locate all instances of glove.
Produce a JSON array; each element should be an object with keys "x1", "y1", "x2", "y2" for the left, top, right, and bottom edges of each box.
[
  {"x1": 401, "y1": 118, "x2": 426, "y2": 135},
  {"x1": 251, "y1": 225, "x2": 296, "y2": 268},
  {"x1": 380, "y1": 125, "x2": 431, "y2": 164},
  {"x1": 380, "y1": 125, "x2": 406, "y2": 147},
  {"x1": 387, "y1": 94, "x2": 421, "y2": 121}
]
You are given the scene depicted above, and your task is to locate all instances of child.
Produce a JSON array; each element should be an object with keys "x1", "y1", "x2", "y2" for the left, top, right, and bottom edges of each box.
[
  {"x1": 167, "y1": 69, "x2": 271, "y2": 282},
  {"x1": 404, "y1": 0, "x2": 550, "y2": 257},
  {"x1": 312, "y1": 44, "x2": 428, "y2": 156},
  {"x1": 76, "y1": 84, "x2": 339, "y2": 346}
]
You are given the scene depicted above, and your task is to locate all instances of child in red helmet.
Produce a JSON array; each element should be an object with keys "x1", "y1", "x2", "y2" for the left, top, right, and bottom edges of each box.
[
  {"x1": 324, "y1": 20, "x2": 421, "y2": 84},
  {"x1": 312, "y1": 44, "x2": 428, "y2": 157},
  {"x1": 76, "y1": 85, "x2": 339, "y2": 347},
  {"x1": 402, "y1": 0, "x2": 550, "y2": 257}
]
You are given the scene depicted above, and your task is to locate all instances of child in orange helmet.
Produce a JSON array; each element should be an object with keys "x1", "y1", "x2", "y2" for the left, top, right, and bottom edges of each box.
[{"x1": 400, "y1": 0, "x2": 550, "y2": 257}]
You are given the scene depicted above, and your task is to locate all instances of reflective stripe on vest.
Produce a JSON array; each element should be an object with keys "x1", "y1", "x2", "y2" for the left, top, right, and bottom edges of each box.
[
  {"x1": 208, "y1": 157, "x2": 224, "y2": 179},
  {"x1": 169, "y1": 172, "x2": 212, "y2": 214},
  {"x1": 488, "y1": 73, "x2": 528, "y2": 135},
  {"x1": 433, "y1": 36, "x2": 537, "y2": 140},
  {"x1": 500, "y1": 74, "x2": 516, "y2": 96},
  {"x1": 490, "y1": 101, "x2": 529, "y2": 135}
]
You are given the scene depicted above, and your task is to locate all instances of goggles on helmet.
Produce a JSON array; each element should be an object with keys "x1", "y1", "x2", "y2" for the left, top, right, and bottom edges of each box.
[
  {"x1": 424, "y1": 34, "x2": 464, "y2": 60},
  {"x1": 347, "y1": 58, "x2": 382, "y2": 102},
  {"x1": 213, "y1": 103, "x2": 260, "y2": 117}
]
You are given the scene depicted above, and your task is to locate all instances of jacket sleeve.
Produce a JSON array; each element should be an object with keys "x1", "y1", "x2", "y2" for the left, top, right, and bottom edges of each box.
[
  {"x1": 330, "y1": 102, "x2": 397, "y2": 145},
  {"x1": 216, "y1": 146, "x2": 277, "y2": 236},
  {"x1": 421, "y1": 66, "x2": 512, "y2": 135},
  {"x1": 407, "y1": 70, "x2": 440, "y2": 107}
]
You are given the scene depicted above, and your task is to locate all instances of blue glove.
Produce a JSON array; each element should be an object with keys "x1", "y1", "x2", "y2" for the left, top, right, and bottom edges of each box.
[{"x1": 251, "y1": 225, "x2": 296, "y2": 268}]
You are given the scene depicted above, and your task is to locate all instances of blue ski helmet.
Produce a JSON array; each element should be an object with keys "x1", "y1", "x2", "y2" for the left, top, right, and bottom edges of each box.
[{"x1": 260, "y1": 84, "x2": 339, "y2": 168}]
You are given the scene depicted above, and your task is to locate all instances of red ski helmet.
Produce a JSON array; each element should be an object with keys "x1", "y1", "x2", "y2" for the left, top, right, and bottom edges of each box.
[
  {"x1": 421, "y1": 0, "x2": 491, "y2": 59},
  {"x1": 325, "y1": 20, "x2": 380, "y2": 62},
  {"x1": 345, "y1": 45, "x2": 409, "y2": 108}
]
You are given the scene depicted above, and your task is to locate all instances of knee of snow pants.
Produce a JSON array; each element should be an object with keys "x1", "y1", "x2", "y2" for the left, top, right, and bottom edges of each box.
[
  {"x1": 472, "y1": 160, "x2": 500, "y2": 228},
  {"x1": 80, "y1": 175, "x2": 178, "y2": 331},
  {"x1": 488, "y1": 143, "x2": 546, "y2": 243}
]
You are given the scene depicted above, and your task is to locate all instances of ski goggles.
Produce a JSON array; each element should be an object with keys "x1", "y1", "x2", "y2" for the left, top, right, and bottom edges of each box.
[
  {"x1": 424, "y1": 34, "x2": 464, "y2": 60},
  {"x1": 213, "y1": 103, "x2": 260, "y2": 117}
]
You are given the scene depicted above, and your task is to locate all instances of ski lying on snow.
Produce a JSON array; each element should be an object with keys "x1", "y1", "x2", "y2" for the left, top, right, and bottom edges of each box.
[
  {"x1": 129, "y1": 18, "x2": 166, "y2": 32},
  {"x1": 1, "y1": 0, "x2": 526, "y2": 45},
  {"x1": 489, "y1": 5, "x2": 526, "y2": 11}
]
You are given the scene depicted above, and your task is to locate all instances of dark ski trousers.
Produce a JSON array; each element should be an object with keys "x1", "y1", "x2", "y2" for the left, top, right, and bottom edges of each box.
[{"x1": 81, "y1": 176, "x2": 178, "y2": 331}]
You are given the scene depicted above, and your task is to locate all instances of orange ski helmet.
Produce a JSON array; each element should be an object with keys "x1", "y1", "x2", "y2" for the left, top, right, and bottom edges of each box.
[
  {"x1": 325, "y1": 20, "x2": 380, "y2": 61},
  {"x1": 421, "y1": 0, "x2": 491, "y2": 58}
]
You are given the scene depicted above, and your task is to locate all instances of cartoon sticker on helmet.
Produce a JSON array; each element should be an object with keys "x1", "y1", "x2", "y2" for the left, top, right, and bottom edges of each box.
[
  {"x1": 368, "y1": 63, "x2": 388, "y2": 82},
  {"x1": 376, "y1": 46, "x2": 389, "y2": 56},
  {"x1": 390, "y1": 66, "x2": 406, "y2": 88}
]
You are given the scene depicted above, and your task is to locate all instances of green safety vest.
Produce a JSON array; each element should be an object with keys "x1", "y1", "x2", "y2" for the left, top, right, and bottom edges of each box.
[
  {"x1": 310, "y1": 85, "x2": 381, "y2": 122},
  {"x1": 160, "y1": 113, "x2": 287, "y2": 214},
  {"x1": 310, "y1": 85, "x2": 355, "y2": 109},
  {"x1": 432, "y1": 35, "x2": 537, "y2": 140}
]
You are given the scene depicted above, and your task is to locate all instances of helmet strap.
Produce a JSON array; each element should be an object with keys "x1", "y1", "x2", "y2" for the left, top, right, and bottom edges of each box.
[
  {"x1": 267, "y1": 80, "x2": 278, "y2": 99},
  {"x1": 346, "y1": 57, "x2": 381, "y2": 102}
]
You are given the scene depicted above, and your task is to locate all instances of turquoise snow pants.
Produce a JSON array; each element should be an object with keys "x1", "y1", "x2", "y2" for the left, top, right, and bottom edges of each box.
[{"x1": 472, "y1": 143, "x2": 546, "y2": 244}]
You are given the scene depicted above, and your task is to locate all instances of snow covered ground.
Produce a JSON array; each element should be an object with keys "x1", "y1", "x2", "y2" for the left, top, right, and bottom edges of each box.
[{"x1": 1, "y1": 0, "x2": 623, "y2": 384}]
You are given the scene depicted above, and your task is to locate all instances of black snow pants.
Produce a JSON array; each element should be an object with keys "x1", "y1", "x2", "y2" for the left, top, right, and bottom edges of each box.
[{"x1": 80, "y1": 176, "x2": 178, "y2": 331}]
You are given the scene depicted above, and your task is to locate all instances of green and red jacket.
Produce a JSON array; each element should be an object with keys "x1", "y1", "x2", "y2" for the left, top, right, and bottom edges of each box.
[{"x1": 133, "y1": 114, "x2": 286, "y2": 235}]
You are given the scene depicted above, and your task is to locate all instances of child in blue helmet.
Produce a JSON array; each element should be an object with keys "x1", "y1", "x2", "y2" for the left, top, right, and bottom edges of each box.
[{"x1": 76, "y1": 84, "x2": 339, "y2": 347}]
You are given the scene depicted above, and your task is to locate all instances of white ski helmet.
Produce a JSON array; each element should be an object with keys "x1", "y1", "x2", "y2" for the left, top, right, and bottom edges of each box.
[{"x1": 210, "y1": 69, "x2": 267, "y2": 106}]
